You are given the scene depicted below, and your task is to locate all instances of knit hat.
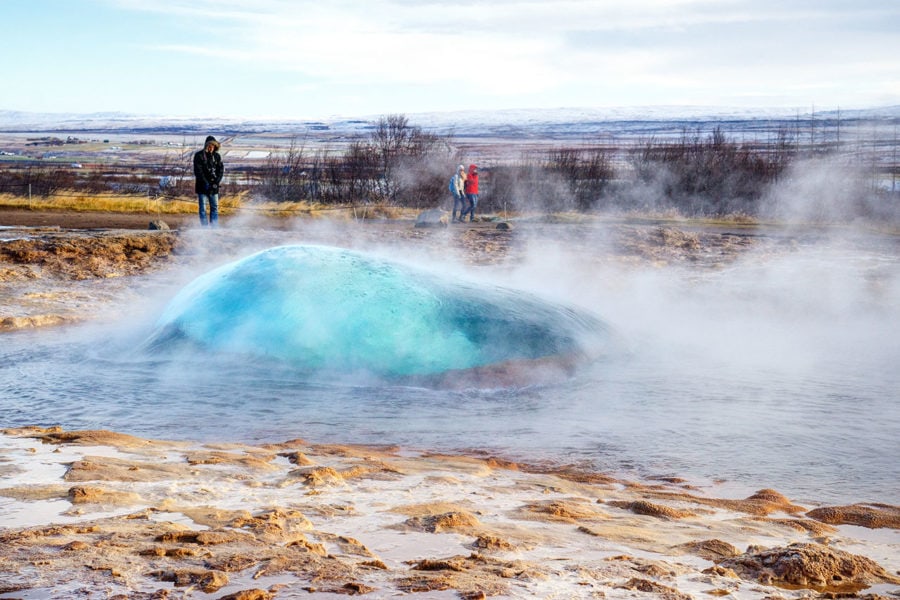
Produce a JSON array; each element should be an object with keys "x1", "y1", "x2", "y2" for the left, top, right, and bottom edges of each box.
[
  {"x1": 458, "y1": 164, "x2": 465, "y2": 171},
  {"x1": 205, "y1": 135, "x2": 220, "y2": 149}
]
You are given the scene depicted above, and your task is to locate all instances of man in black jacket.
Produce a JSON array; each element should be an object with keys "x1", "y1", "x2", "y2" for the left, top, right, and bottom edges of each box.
[{"x1": 193, "y1": 135, "x2": 224, "y2": 226}]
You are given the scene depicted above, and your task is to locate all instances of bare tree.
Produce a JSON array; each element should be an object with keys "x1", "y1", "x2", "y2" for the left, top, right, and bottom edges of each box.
[
  {"x1": 258, "y1": 138, "x2": 309, "y2": 202},
  {"x1": 370, "y1": 114, "x2": 443, "y2": 204}
]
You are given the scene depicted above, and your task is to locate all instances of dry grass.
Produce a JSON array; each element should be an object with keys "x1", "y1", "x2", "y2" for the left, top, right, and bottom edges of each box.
[
  {"x1": 6, "y1": 193, "x2": 834, "y2": 231},
  {"x1": 0, "y1": 191, "x2": 245, "y2": 215},
  {"x1": 0, "y1": 192, "x2": 426, "y2": 222},
  {"x1": 240, "y1": 200, "x2": 418, "y2": 221}
]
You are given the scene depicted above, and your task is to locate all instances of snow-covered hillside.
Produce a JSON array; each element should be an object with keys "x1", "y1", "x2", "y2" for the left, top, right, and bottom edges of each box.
[{"x1": 1, "y1": 105, "x2": 898, "y2": 139}]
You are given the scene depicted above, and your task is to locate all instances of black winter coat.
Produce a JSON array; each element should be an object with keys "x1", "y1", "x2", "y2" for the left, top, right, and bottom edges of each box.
[{"x1": 193, "y1": 149, "x2": 224, "y2": 194}]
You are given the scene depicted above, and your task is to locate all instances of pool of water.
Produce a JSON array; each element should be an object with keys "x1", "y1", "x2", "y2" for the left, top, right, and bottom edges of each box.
[{"x1": 2, "y1": 233, "x2": 898, "y2": 506}]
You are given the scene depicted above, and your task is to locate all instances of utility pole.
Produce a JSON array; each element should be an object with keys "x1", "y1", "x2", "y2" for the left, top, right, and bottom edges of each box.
[
  {"x1": 810, "y1": 103, "x2": 815, "y2": 151},
  {"x1": 836, "y1": 106, "x2": 841, "y2": 148},
  {"x1": 893, "y1": 121, "x2": 897, "y2": 194}
]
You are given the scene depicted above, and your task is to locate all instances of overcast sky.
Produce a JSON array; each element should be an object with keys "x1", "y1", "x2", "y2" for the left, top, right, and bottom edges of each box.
[{"x1": 2, "y1": 0, "x2": 898, "y2": 119}]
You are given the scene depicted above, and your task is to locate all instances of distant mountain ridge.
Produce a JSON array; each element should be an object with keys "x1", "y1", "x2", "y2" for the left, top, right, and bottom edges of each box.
[{"x1": 1, "y1": 105, "x2": 898, "y2": 137}]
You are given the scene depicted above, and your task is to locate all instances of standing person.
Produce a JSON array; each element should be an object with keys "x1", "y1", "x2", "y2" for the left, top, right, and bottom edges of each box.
[
  {"x1": 462, "y1": 164, "x2": 479, "y2": 222},
  {"x1": 449, "y1": 164, "x2": 467, "y2": 223},
  {"x1": 193, "y1": 135, "x2": 224, "y2": 226}
]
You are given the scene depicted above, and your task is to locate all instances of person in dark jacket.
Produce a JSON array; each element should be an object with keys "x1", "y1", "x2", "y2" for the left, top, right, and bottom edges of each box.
[{"x1": 193, "y1": 135, "x2": 224, "y2": 226}]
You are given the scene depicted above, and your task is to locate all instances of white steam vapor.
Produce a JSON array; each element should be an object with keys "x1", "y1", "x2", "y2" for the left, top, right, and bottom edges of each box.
[{"x1": 761, "y1": 158, "x2": 873, "y2": 224}]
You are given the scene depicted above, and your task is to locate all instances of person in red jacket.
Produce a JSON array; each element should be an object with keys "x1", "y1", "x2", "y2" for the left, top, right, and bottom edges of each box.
[{"x1": 462, "y1": 164, "x2": 479, "y2": 222}]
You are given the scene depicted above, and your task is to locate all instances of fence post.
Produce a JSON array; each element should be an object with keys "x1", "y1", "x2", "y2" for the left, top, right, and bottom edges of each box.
[{"x1": 28, "y1": 183, "x2": 32, "y2": 208}]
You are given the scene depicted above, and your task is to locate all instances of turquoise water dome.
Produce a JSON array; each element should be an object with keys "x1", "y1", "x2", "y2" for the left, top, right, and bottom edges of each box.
[{"x1": 149, "y1": 245, "x2": 611, "y2": 382}]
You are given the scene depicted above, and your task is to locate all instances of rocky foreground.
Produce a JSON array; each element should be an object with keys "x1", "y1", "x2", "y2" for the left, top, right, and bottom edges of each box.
[
  {"x1": 1, "y1": 213, "x2": 898, "y2": 598},
  {"x1": 0, "y1": 427, "x2": 898, "y2": 599}
]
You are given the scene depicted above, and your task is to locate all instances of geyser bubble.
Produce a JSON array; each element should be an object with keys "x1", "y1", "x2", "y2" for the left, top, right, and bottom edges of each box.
[{"x1": 147, "y1": 244, "x2": 613, "y2": 385}]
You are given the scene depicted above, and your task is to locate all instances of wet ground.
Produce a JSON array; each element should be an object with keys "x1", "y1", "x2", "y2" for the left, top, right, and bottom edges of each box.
[{"x1": 0, "y1": 207, "x2": 793, "y2": 332}]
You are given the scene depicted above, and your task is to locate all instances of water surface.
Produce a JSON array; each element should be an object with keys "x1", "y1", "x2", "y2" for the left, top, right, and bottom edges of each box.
[{"x1": 2, "y1": 233, "x2": 898, "y2": 506}]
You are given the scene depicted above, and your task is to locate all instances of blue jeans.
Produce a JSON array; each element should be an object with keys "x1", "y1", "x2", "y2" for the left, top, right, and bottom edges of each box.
[
  {"x1": 463, "y1": 194, "x2": 478, "y2": 221},
  {"x1": 452, "y1": 193, "x2": 466, "y2": 221},
  {"x1": 198, "y1": 193, "x2": 219, "y2": 226}
]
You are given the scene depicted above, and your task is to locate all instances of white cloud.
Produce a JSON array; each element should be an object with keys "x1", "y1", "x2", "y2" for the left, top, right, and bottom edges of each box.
[
  {"x1": 137, "y1": 0, "x2": 571, "y2": 93},
  {"x1": 102, "y1": 0, "x2": 900, "y2": 111}
]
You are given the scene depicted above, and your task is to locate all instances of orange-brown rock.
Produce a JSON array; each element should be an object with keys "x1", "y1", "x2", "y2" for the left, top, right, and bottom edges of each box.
[
  {"x1": 806, "y1": 503, "x2": 900, "y2": 529},
  {"x1": 184, "y1": 450, "x2": 276, "y2": 470},
  {"x1": 155, "y1": 530, "x2": 254, "y2": 546},
  {"x1": 285, "y1": 535, "x2": 328, "y2": 555},
  {"x1": 175, "y1": 507, "x2": 251, "y2": 528},
  {"x1": 520, "y1": 498, "x2": 606, "y2": 522},
  {"x1": 608, "y1": 500, "x2": 695, "y2": 520},
  {"x1": 139, "y1": 546, "x2": 202, "y2": 558},
  {"x1": 148, "y1": 568, "x2": 228, "y2": 593},
  {"x1": 397, "y1": 553, "x2": 533, "y2": 598},
  {"x1": 484, "y1": 457, "x2": 519, "y2": 470},
  {"x1": 315, "y1": 533, "x2": 378, "y2": 558},
  {"x1": 410, "y1": 558, "x2": 468, "y2": 572},
  {"x1": 217, "y1": 590, "x2": 274, "y2": 600},
  {"x1": 672, "y1": 539, "x2": 741, "y2": 562},
  {"x1": 644, "y1": 487, "x2": 805, "y2": 516},
  {"x1": 286, "y1": 466, "x2": 344, "y2": 486},
  {"x1": 0, "y1": 484, "x2": 69, "y2": 502},
  {"x1": 404, "y1": 511, "x2": 481, "y2": 533},
  {"x1": 14, "y1": 428, "x2": 169, "y2": 450},
  {"x1": 719, "y1": 542, "x2": 900, "y2": 592},
  {"x1": 280, "y1": 451, "x2": 315, "y2": 466},
  {"x1": 618, "y1": 577, "x2": 693, "y2": 600},
  {"x1": 702, "y1": 565, "x2": 741, "y2": 579},
  {"x1": 204, "y1": 555, "x2": 261, "y2": 573},
  {"x1": 758, "y1": 517, "x2": 837, "y2": 536},
  {"x1": 68, "y1": 485, "x2": 141, "y2": 506},
  {"x1": 64, "y1": 455, "x2": 191, "y2": 482},
  {"x1": 0, "y1": 315, "x2": 79, "y2": 330},
  {"x1": 304, "y1": 582, "x2": 376, "y2": 595},
  {"x1": 471, "y1": 534, "x2": 516, "y2": 552},
  {"x1": 396, "y1": 574, "x2": 454, "y2": 594},
  {"x1": 0, "y1": 523, "x2": 98, "y2": 544},
  {"x1": 230, "y1": 508, "x2": 313, "y2": 542},
  {"x1": 704, "y1": 588, "x2": 733, "y2": 596},
  {"x1": 0, "y1": 230, "x2": 178, "y2": 280},
  {"x1": 515, "y1": 462, "x2": 617, "y2": 485},
  {"x1": 62, "y1": 540, "x2": 91, "y2": 552}
]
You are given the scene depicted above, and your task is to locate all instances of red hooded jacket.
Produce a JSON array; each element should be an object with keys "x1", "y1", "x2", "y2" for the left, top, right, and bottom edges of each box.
[{"x1": 464, "y1": 164, "x2": 479, "y2": 194}]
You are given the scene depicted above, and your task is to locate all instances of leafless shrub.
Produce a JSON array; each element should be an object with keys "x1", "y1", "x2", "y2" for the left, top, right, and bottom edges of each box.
[
  {"x1": 2, "y1": 115, "x2": 895, "y2": 224},
  {"x1": 546, "y1": 146, "x2": 616, "y2": 210},
  {"x1": 483, "y1": 160, "x2": 572, "y2": 214},
  {"x1": 257, "y1": 139, "x2": 314, "y2": 202},
  {"x1": 625, "y1": 127, "x2": 796, "y2": 216},
  {"x1": 253, "y1": 114, "x2": 451, "y2": 207},
  {"x1": 0, "y1": 162, "x2": 194, "y2": 200},
  {"x1": 477, "y1": 145, "x2": 615, "y2": 215},
  {"x1": 0, "y1": 165, "x2": 76, "y2": 197}
]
